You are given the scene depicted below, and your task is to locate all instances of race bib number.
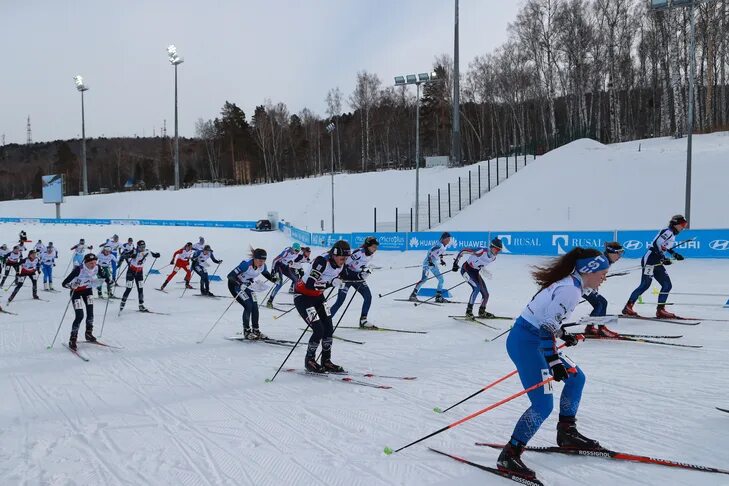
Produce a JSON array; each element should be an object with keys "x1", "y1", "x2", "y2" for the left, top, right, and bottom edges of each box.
[
  {"x1": 541, "y1": 369, "x2": 553, "y2": 394},
  {"x1": 126, "y1": 281, "x2": 134, "y2": 288},
  {"x1": 86, "y1": 294, "x2": 94, "y2": 306},
  {"x1": 323, "y1": 302, "x2": 331, "y2": 317},
  {"x1": 73, "y1": 298, "x2": 84, "y2": 310},
  {"x1": 17, "y1": 276, "x2": 26, "y2": 284},
  {"x1": 643, "y1": 265, "x2": 654, "y2": 277},
  {"x1": 306, "y1": 306, "x2": 318, "y2": 323}
]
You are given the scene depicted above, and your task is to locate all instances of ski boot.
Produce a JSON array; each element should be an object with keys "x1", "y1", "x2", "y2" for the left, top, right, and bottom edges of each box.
[
  {"x1": 321, "y1": 350, "x2": 344, "y2": 373},
  {"x1": 408, "y1": 290, "x2": 419, "y2": 302},
  {"x1": 621, "y1": 301, "x2": 638, "y2": 316},
  {"x1": 98, "y1": 289, "x2": 104, "y2": 298},
  {"x1": 287, "y1": 285, "x2": 295, "y2": 294},
  {"x1": 597, "y1": 325, "x2": 620, "y2": 338},
  {"x1": 243, "y1": 328, "x2": 255, "y2": 340},
  {"x1": 250, "y1": 328, "x2": 268, "y2": 340},
  {"x1": 206, "y1": 291, "x2": 216, "y2": 297},
  {"x1": 556, "y1": 416, "x2": 601, "y2": 450},
  {"x1": 656, "y1": 305, "x2": 677, "y2": 319},
  {"x1": 478, "y1": 308, "x2": 495, "y2": 319},
  {"x1": 497, "y1": 441, "x2": 536, "y2": 480},
  {"x1": 159, "y1": 282, "x2": 168, "y2": 291},
  {"x1": 49, "y1": 283, "x2": 55, "y2": 291},
  {"x1": 359, "y1": 315, "x2": 377, "y2": 329},
  {"x1": 583, "y1": 324, "x2": 598, "y2": 336},
  {"x1": 138, "y1": 304, "x2": 148, "y2": 312},
  {"x1": 68, "y1": 333, "x2": 78, "y2": 351},
  {"x1": 434, "y1": 291, "x2": 446, "y2": 303},
  {"x1": 85, "y1": 329, "x2": 97, "y2": 343},
  {"x1": 43, "y1": 282, "x2": 49, "y2": 291},
  {"x1": 464, "y1": 304, "x2": 474, "y2": 319},
  {"x1": 185, "y1": 280, "x2": 194, "y2": 290},
  {"x1": 33, "y1": 293, "x2": 40, "y2": 300},
  {"x1": 265, "y1": 299, "x2": 274, "y2": 309},
  {"x1": 305, "y1": 357, "x2": 325, "y2": 373}
]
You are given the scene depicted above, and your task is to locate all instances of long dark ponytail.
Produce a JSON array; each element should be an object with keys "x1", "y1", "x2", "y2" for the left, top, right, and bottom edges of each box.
[{"x1": 532, "y1": 247, "x2": 602, "y2": 290}]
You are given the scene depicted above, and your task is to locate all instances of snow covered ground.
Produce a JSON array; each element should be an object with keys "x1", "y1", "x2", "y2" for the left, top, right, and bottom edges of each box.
[
  {"x1": 1, "y1": 222, "x2": 728, "y2": 486},
  {"x1": 2, "y1": 131, "x2": 728, "y2": 232}
]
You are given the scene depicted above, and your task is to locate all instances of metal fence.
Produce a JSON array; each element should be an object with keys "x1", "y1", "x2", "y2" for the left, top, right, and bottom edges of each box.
[{"x1": 374, "y1": 151, "x2": 533, "y2": 232}]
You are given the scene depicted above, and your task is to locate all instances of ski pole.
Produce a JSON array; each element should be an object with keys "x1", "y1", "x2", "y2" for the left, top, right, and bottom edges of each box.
[
  {"x1": 266, "y1": 324, "x2": 310, "y2": 384},
  {"x1": 196, "y1": 289, "x2": 245, "y2": 344},
  {"x1": 210, "y1": 262, "x2": 221, "y2": 278},
  {"x1": 486, "y1": 326, "x2": 511, "y2": 343},
  {"x1": 383, "y1": 370, "x2": 574, "y2": 455},
  {"x1": 262, "y1": 276, "x2": 285, "y2": 304},
  {"x1": 378, "y1": 270, "x2": 454, "y2": 298},
  {"x1": 113, "y1": 260, "x2": 128, "y2": 285},
  {"x1": 414, "y1": 280, "x2": 467, "y2": 307},
  {"x1": 47, "y1": 294, "x2": 73, "y2": 349},
  {"x1": 142, "y1": 258, "x2": 158, "y2": 285},
  {"x1": 99, "y1": 291, "x2": 112, "y2": 338},
  {"x1": 433, "y1": 341, "x2": 573, "y2": 414}
]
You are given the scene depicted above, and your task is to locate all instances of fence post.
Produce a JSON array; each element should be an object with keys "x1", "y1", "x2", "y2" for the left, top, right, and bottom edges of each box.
[
  {"x1": 458, "y1": 176, "x2": 462, "y2": 211},
  {"x1": 478, "y1": 165, "x2": 481, "y2": 196},
  {"x1": 395, "y1": 207, "x2": 398, "y2": 233},
  {"x1": 497, "y1": 158, "x2": 500, "y2": 186},
  {"x1": 514, "y1": 153, "x2": 517, "y2": 173},
  {"x1": 410, "y1": 207, "x2": 413, "y2": 232},
  {"x1": 488, "y1": 159, "x2": 491, "y2": 191},
  {"x1": 438, "y1": 188, "x2": 442, "y2": 224},
  {"x1": 506, "y1": 152, "x2": 510, "y2": 178},
  {"x1": 448, "y1": 183, "x2": 452, "y2": 218},
  {"x1": 468, "y1": 170, "x2": 472, "y2": 205},
  {"x1": 374, "y1": 207, "x2": 377, "y2": 232},
  {"x1": 428, "y1": 194, "x2": 431, "y2": 229}
]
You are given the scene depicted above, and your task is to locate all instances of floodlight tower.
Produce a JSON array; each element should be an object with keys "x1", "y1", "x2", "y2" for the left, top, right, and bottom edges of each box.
[
  {"x1": 74, "y1": 75, "x2": 89, "y2": 195},
  {"x1": 167, "y1": 45, "x2": 184, "y2": 190},
  {"x1": 326, "y1": 122, "x2": 336, "y2": 232}
]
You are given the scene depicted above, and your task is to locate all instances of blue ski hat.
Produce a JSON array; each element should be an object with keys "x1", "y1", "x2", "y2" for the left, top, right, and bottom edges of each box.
[{"x1": 576, "y1": 254, "x2": 610, "y2": 274}]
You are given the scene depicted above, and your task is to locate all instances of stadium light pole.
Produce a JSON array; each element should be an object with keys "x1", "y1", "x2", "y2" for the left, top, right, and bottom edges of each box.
[
  {"x1": 167, "y1": 45, "x2": 184, "y2": 191},
  {"x1": 394, "y1": 72, "x2": 439, "y2": 232},
  {"x1": 327, "y1": 122, "x2": 336, "y2": 233},
  {"x1": 73, "y1": 75, "x2": 89, "y2": 195},
  {"x1": 649, "y1": 0, "x2": 714, "y2": 227}
]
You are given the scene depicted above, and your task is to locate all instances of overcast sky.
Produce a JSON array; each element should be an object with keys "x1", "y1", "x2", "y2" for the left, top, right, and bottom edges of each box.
[{"x1": 1, "y1": 0, "x2": 521, "y2": 144}]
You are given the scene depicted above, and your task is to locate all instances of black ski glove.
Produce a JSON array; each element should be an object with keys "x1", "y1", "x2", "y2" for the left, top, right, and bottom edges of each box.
[
  {"x1": 151, "y1": 252, "x2": 161, "y2": 258},
  {"x1": 452, "y1": 261, "x2": 459, "y2": 272},
  {"x1": 560, "y1": 330, "x2": 579, "y2": 347},
  {"x1": 672, "y1": 252, "x2": 684, "y2": 261},
  {"x1": 661, "y1": 258, "x2": 672, "y2": 266},
  {"x1": 546, "y1": 354, "x2": 568, "y2": 382},
  {"x1": 440, "y1": 258, "x2": 446, "y2": 266}
]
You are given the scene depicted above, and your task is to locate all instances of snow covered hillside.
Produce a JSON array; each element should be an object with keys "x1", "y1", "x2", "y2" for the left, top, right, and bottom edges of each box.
[
  {"x1": 2, "y1": 132, "x2": 728, "y2": 233},
  {"x1": 445, "y1": 132, "x2": 729, "y2": 231}
]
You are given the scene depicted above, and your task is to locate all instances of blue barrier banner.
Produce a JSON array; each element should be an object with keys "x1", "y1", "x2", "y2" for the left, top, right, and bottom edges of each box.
[
  {"x1": 489, "y1": 231, "x2": 553, "y2": 256},
  {"x1": 290, "y1": 226, "x2": 312, "y2": 245},
  {"x1": 311, "y1": 233, "x2": 351, "y2": 249},
  {"x1": 547, "y1": 231, "x2": 616, "y2": 255},
  {"x1": 0, "y1": 217, "x2": 256, "y2": 229},
  {"x1": 351, "y1": 232, "x2": 407, "y2": 251},
  {"x1": 406, "y1": 232, "x2": 447, "y2": 251},
  {"x1": 618, "y1": 229, "x2": 729, "y2": 259},
  {"x1": 449, "y1": 232, "x2": 491, "y2": 251}
]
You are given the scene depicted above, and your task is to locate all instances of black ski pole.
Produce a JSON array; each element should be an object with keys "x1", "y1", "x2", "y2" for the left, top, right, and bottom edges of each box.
[
  {"x1": 99, "y1": 290, "x2": 112, "y2": 338},
  {"x1": 317, "y1": 286, "x2": 359, "y2": 361},
  {"x1": 378, "y1": 270, "x2": 453, "y2": 298},
  {"x1": 113, "y1": 260, "x2": 128, "y2": 285},
  {"x1": 273, "y1": 287, "x2": 335, "y2": 320},
  {"x1": 47, "y1": 293, "x2": 73, "y2": 349},
  {"x1": 196, "y1": 289, "x2": 244, "y2": 344},
  {"x1": 414, "y1": 279, "x2": 467, "y2": 307},
  {"x1": 142, "y1": 258, "x2": 158, "y2": 285}
]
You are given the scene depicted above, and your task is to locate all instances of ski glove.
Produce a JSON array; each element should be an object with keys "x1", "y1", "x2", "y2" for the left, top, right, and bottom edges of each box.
[
  {"x1": 661, "y1": 258, "x2": 673, "y2": 266},
  {"x1": 331, "y1": 277, "x2": 346, "y2": 290},
  {"x1": 546, "y1": 354, "x2": 568, "y2": 382},
  {"x1": 151, "y1": 252, "x2": 161, "y2": 258},
  {"x1": 560, "y1": 330, "x2": 579, "y2": 347},
  {"x1": 672, "y1": 252, "x2": 685, "y2": 261},
  {"x1": 359, "y1": 268, "x2": 372, "y2": 280},
  {"x1": 452, "y1": 262, "x2": 459, "y2": 272},
  {"x1": 440, "y1": 258, "x2": 446, "y2": 266}
]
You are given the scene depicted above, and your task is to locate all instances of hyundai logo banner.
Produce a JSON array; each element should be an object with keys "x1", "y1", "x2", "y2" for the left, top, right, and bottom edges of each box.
[{"x1": 617, "y1": 229, "x2": 729, "y2": 259}]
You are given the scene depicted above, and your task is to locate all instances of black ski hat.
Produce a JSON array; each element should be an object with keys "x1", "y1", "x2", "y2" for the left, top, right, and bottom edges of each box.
[{"x1": 253, "y1": 248, "x2": 267, "y2": 260}]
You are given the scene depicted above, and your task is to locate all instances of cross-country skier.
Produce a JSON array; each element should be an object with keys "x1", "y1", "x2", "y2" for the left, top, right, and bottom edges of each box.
[
  {"x1": 329, "y1": 236, "x2": 379, "y2": 328},
  {"x1": 294, "y1": 240, "x2": 350, "y2": 373},
  {"x1": 192, "y1": 236, "x2": 206, "y2": 252},
  {"x1": 582, "y1": 241, "x2": 624, "y2": 337},
  {"x1": 96, "y1": 246, "x2": 116, "y2": 298},
  {"x1": 288, "y1": 246, "x2": 311, "y2": 293},
  {"x1": 160, "y1": 242, "x2": 195, "y2": 291},
  {"x1": 41, "y1": 245, "x2": 58, "y2": 290},
  {"x1": 99, "y1": 234, "x2": 121, "y2": 281},
  {"x1": 70, "y1": 239, "x2": 93, "y2": 268},
  {"x1": 266, "y1": 242, "x2": 303, "y2": 307},
  {"x1": 62, "y1": 253, "x2": 100, "y2": 350},
  {"x1": 1, "y1": 246, "x2": 23, "y2": 288},
  {"x1": 191, "y1": 244, "x2": 222, "y2": 296},
  {"x1": 497, "y1": 248, "x2": 608, "y2": 481},
  {"x1": 0, "y1": 244, "x2": 10, "y2": 275},
  {"x1": 227, "y1": 248, "x2": 278, "y2": 339},
  {"x1": 119, "y1": 240, "x2": 160, "y2": 313},
  {"x1": 409, "y1": 232, "x2": 452, "y2": 303},
  {"x1": 452, "y1": 237, "x2": 503, "y2": 319},
  {"x1": 6, "y1": 250, "x2": 41, "y2": 303},
  {"x1": 622, "y1": 215, "x2": 688, "y2": 319}
]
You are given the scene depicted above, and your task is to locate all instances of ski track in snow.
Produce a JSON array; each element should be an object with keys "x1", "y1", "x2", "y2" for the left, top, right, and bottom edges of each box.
[{"x1": 0, "y1": 224, "x2": 728, "y2": 485}]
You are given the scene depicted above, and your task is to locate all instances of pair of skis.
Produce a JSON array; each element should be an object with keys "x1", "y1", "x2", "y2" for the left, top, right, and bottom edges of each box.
[
  {"x1": 431, "y1": 442, "x2": 729, "y2": 485},
  {"x1": 619, "y1": 314, "x2": 700, "y2": 326},
  {"x1": 63, "y1": 340, "x2": 123, "y2": 362},
  {"x1": 338, "y1": 325, "x2": 428, "y2": 335},
  {"x1": 579, "y1": 333, "x2": 702, "y2": 349},
  {"x1": 225, "y1": 335, "x2": 302, "y2": 348},
  {"x1": 283, "y1": 368, "x2": 416, "y2": 389}
]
